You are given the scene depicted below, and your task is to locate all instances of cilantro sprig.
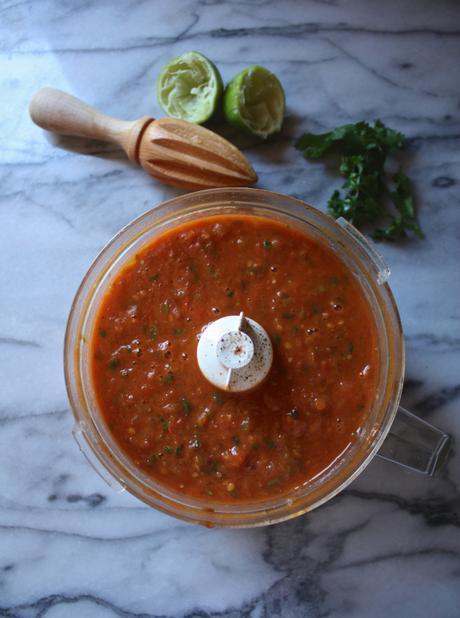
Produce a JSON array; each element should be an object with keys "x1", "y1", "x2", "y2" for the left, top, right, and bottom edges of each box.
[{"x1": 295, "y1": 120, "x2": 424, "y2": 241}]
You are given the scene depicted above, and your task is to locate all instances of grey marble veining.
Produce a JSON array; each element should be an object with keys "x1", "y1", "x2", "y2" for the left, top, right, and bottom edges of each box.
[{"x1": 1, "y1": 0, "x2": 460, "y2": 616}]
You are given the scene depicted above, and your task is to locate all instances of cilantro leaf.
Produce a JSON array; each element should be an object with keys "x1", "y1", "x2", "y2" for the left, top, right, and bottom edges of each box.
[
  {"x1": 373, "y1": 171, "x2": 425, "y2": 241},
  {"x1": 295, "y1": 120, "x2": 403, "y2": 160}
]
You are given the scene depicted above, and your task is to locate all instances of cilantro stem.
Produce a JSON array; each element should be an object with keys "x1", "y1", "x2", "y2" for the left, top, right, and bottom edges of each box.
[{"x1": 295, "y1": 120, "x2": 423, "y2": 241}]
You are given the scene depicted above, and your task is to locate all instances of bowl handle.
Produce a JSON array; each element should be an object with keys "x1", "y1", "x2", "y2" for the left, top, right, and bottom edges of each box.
[{"x1": 377, "y1": 406, "x2": 452, "y2": 476}]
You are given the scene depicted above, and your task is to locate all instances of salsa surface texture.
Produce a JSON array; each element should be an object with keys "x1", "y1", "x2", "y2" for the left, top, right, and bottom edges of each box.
[{"x1": 91, "y1": 215, "x2": 379, "y2": 502}]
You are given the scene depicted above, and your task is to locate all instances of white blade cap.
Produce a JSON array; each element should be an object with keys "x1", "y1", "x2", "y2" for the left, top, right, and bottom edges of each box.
[{"x1": 197, "y1": 312, "x2": 273, "y2": 392}]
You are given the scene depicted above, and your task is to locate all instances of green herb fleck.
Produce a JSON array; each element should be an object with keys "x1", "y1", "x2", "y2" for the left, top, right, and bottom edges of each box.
[
  {"x1": 173, "y1": 327, "x2": 184, "y2": 336},
  {"x1": 225, "y1": 289, "x2": 234, "y2": 298},
  {"x1": 265, "y1": 438, "x2": 276, "y2": 449},
  {"x1": 176, "y1": 445, "x2": 184, "y2": 457},
  {"x1": 267, "y1": 478, "x2": 280, "y2": 487},
  {"x1": 161, "y1": 371, "x2": 174, "y2": 384},
  {"x1": 282, "y1": 312, "x2": 294, "y2": 320},
  {"x1": 108, "y1": 358, "x2": 119, "y2": 370},
  {"x1": 263, "y1": 239, "x2": 273, "y2": 249},
  {"x1": 311, "y1": 305, "x2": 321, "y2": 315},
  {"x1": 295, "y1": 120, "x2": 423, "y2": 242},
  {"x1": 159, "y1": 416, "x2": 169, "y2": 431},
  {"x1": 181, "y1": 397, "x2": 192, "y2": 415},
  {"x1": 274, "y1": 334, "x2": 282, "y2": 344},
  {"x1": 232, "y1": 435, "x2": 241, "y2": 446},
  {"x1": 149, "y1": 325, "x2": 158, "y2": 340},
  {"x1": 328, "y1": 276, "x2": 339, "y2": 286},
  {"x1": 99, "y1": 328, "x2": 107, "y2": 338},
  {"x1": 206, "y1": 488, "x2": 214, "y2": 496},
  {"x1": 208, "y1": 268, "x2": 218, "y2": 278},
  {"x1": 162, "y1": 302, "x2": 170, "y2": 315},
  {"x1": 288, "y1": 408, "x2": 300, "y2": 418},
  {"x1": 348, "y1": 342, "x2": 354, "y2": 354},
  {"x1": 148, "y1": 273, "x2": 159, "y2": 282},
  {"x1": 146, "y1": 453, "x2": 157, "y2": 466},
  {"x1": 163, "y1": 446, "x2": 173, "y2": 455},
  {"x1": 187, "y1": 262, "x2": 199, "y2": 282},
  {"x1": 212, "y1": 391, "x2": 224, "y2": 404}
]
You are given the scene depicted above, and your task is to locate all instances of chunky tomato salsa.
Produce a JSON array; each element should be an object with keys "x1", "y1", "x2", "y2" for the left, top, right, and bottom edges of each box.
[{"x1": 91, "y1": 215, "x2": 379, "y2": 502}]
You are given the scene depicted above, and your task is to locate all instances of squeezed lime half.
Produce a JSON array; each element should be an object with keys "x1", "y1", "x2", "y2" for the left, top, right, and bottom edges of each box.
[
  {"x1": 157, "y1": 51, "x2": 223, "y2": 124},
  {"x1": 223, "y1": 66, "x2": 285, "y2": 139}
]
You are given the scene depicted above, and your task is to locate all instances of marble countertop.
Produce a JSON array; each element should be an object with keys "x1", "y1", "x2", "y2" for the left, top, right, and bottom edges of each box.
[{"x1": 1, "y1": 0, "x2": 460, "y2": 616}]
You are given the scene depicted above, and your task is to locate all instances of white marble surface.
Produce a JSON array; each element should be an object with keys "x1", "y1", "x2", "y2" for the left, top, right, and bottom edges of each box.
[{"x1": 1, "y1": 0, "x2": 460, "y2": 616}]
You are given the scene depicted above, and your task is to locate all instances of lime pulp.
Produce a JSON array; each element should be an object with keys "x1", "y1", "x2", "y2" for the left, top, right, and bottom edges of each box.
[
  {"x1": 223, "y1": 66, "x2": 285, "y2": 139},
  {"x1": 157, "y1": 51, "x2": 223, "y2": 124}
]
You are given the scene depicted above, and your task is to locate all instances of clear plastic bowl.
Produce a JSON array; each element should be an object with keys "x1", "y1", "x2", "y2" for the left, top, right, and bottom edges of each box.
[{"x1": 65, "y1": 188, "x2": 405, "y2": 527}]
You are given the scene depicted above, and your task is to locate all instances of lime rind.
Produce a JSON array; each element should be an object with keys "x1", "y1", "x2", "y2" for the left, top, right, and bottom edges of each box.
[
  {"x1": 224, "y1": 66, "x2": 285, "y2": 139},
  {"x1": 157, "y1": 51, "x2": 223, "y2": 124}
]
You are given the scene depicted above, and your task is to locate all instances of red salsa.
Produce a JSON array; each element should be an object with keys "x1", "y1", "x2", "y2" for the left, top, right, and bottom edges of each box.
[{"x1": 91, "y1": 215, "x2": 379, "y2": 502}]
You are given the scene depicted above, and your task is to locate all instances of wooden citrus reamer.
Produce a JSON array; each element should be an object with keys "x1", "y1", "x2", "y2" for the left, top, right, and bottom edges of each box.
[{"x1": 29, "y1": 88, "x2": 257, "y2": 190}]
